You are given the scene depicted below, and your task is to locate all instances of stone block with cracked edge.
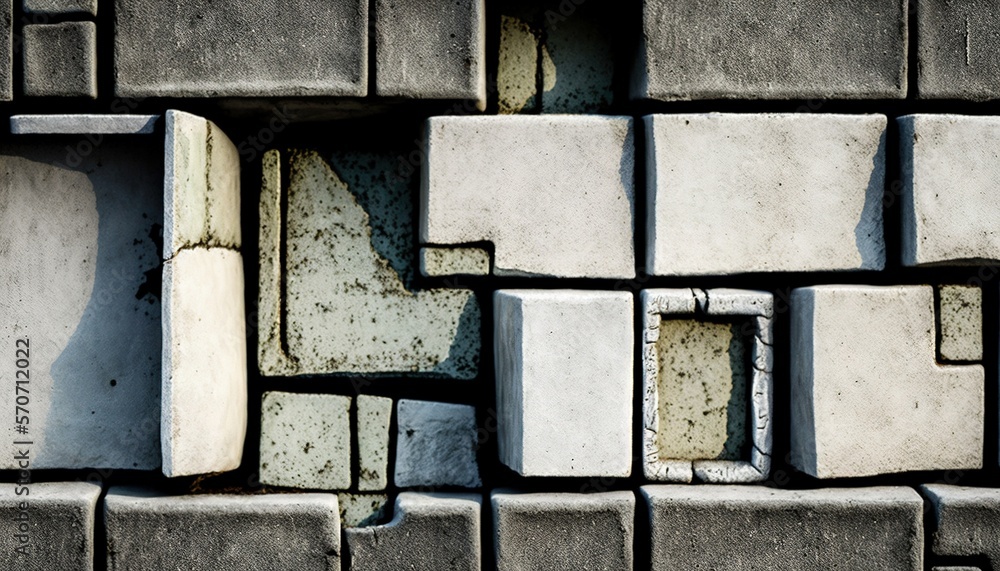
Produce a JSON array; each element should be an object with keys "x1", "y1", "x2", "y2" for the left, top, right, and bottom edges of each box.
[
  {"x1": 790, "y1": 285, "x2": 983, "y2": 479},
  {"x1": 633, "y1": 0, "x2": 907, "y2": 101},
  {"x1": 421, "y1": 115, "x2": 635, "y2": 278},
  {"x1": 375, "y1": 0, "x2": 485, "y2": 105},
  {"x1": 23, "y1": 22, "x2": 97, "y2": 98},
  {"x1": 492, "y1": 490, "x2": 634, "y2": 571},
  {"x1": 338, "y1": 493, "x2": 388, "y2": 528},
  {"x1": 346, "y1": 493, "x2": 481, "y2": 571},
  {"x1": 114, "y1": 0, "x2": 367, "y2": 98},
  {"x1": 357, "y1": 395, "x2": 391, "y2": 491},
  {"x1": 104, "y1": 488, "x2": 340, "y2": 571},
  {"x1": 11, "y1": 114, "x2": 159, "y2": 135},
  {"x1": 495, "y1": 290, "x2": 633, "y2": 477},
  {"x1": 918, "y1": 0, "x2": 1000, "y2": 100},
  {"x1": 938, "y1": 285, "x2": 982, "y2": 362},
  {"x1": 923, "y1": 485, "x2": 1000, "y2": 568},
  {"x1": 645, "y1": 113, "x2": 887, "y2": 276},
  {"x1": 641, "y1": 289, "x2": 773, "y2": 484},
  {"x1": 258, "y1": 149, "x2": 481, "y2": 378},
  {"x1": 259, "y1": 392, "x2": 351, "y2": 490},
  {"x1": 420, "y1": 246, "x2": 490, "y2": 277},
  {"x1": 643, "y1": 485, "x2": 923, "y2": 570},
  {"x1": 23, "y1": 0, "x2": 95, "y2": 15},
  {"x1": 0, "y1": 482, "x2": 101, "y2": 571},
  {"x1": 899, "y1": 115, "x2": 1000, "y2": 266},
  {"x1": 394, "y1": 399, "x2": 481, "y2": 488}
]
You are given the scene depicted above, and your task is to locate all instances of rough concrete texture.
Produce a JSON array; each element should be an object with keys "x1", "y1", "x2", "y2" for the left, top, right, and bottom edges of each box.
[
  {"x1": 938, "y1": 285, "x2": 983, "y2": 362},
  {"x1": 419, "y1": 246, "x2": 490, "y2": 277},
  {"x1": 338, "y1": 493, "x2": 388, "y2": 528},
  {"x1": 644, "y1": 485, "x2": 923, "y2": 570},
  {"x1": 114, "y1": 0, "x2": 367, "y2": 97},
  {"x1": 646, "y1": 113, "x2": 887, "y2": 275},
  {"x1": 394, "y1": 399, "x2": 481, "y2": 488},
  {"x1": 23, "y1": 0, "x2": 95, "y2": 15},
  {"x1": 11, "y1": 114, "x2": 159, "y2": 134},
  {"x1": 258, "y1": 149, "x2": 480, "y2": 378},
  {"x1": 375, "y1": 0, "x2": 485, "y2": 104},
  {"x1": 104, "y1": 488, "x2": 340, "y2": 571},
  {"x1": 497, "y1": 13, "x2": 539, "y2": 113},
  {"x1": 791, "y1": 286, "x2": 983, "y2": 479},
  {"x1": 422, "y1": 116, "x2": 635, "y2": 278},
  {"x1": 357, "y1": 394, "x2": 392, "y2": 491},
  {"x1": 259, "y1": 392, "x2": 351, "y2": 490},
  {"x1": 899, "y1": 115, "x2": 1000, "y2": 266},
  {"x1": 495, "y1": 290, "x2": 633, "y2": 477},
  {"x1": 918, "y1": 0, "x2": 1000, "y2": 100},
  {"x1": 347, "y1": 493, "x2": 481, "y2": 571},
  {"x1": 633, "y1": 0, "x2": 907, "y2": 100},
  {"x1": 0, "y1": 0, "x2": 8, "y2": 101},
  {"x1": 923, "y1": 485, "x2": 1000, "y2": 568},
  {"x1": 492, "y1": 491, "x2": 634, "y2": 571},
  {"x1": 23, "y1": 22, "x2": 97, "y2": 98},
  {"x1": 0, "y1": 139, "x2": 162, "y2": 470},
  {"x1": 0, "y1": 482, "x2": 101, "y2": 571}
]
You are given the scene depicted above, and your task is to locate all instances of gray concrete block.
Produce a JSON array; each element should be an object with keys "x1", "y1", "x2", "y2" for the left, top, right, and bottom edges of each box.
[
  {"x1": 259, "y1": 392, "x2": 351, "y2": 490},
  {"x1": 644, "y1": 485, "x2": 923, "y2": 570},
  {"x1": 338, "y1": 493, "x2": 388, "y2": 528},
  {"x1": 939, "y1": 285, "x2": 982, "y2": 362},
  {"x1": 918, "y1": 0, "x2": 1000, "y2": 100},
  {"x1": 492, "y1": 490, "x2": 634, "y2": 571},
  {"x1": 633, "y1": 0, "x2": 907, "y2": 100},
  {"x1": 258, "y1": 149, "x2": 480, "y2": 378},
  {"x1": 347, "y1": 493, "x2": 481, "y2": 570},
  {"x1": 11, "y1": 114, "x2": 159, "y2": 134},
  {"x1": 0, "y1": 0, "x2": 8, "y2": 101},
  {"x1": 105, "y1": 488, "x2": 340, "y2": 570},
  {"x1": 23, "y1": 0, "x2": 96, "y2": 15},
  {"x1": 394, "y1": 399, "x2": 481, "y2": 488},
  {"x1": 114, "y1": 0, "x2": 368, "y2": 97},
  {"x1": 375, "y1": 0, "x2": 485, "y2": 104},
  {"x1": 0, "y1": 482, "x2": 101, "y2": 571},
  {"x1": 357, "y1": 395, "x2": 391, "y2": 491},
  {"x1": 923, "y1": 485, "x2": 1000, "y2": 567},
  {"x1": 23, "y1": 22, "x2": 97, "y2": 98}
]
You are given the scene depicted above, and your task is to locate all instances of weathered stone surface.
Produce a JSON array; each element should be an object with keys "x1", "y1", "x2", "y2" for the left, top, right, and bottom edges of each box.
[
  {"x1": 258, "y1": 149, "x2": 480, "y2": 378},
  {"x1": 347, "y1": 493, "x2": 481, "y2": 571},
  {"x1": 357, "y1": 394, "x2": 391, "y2": 491},
  {"x1": 646, "y1": 113, "x2": 886, "y2": 275},
  {"x1": 791, "y1": 286, "x2": 983, "y2": 479},
  {"x1": 497, "y1": 12, "x2": 539, "y2": 114},
  {"x1": 939, "y1": 285, "x2": 982, "y2": 362},
  {"x1": 923, "y1": 485, "x2": 1000, "y2": 568},
  {"x1": 11, "y1": 114, "x2": 159, "y2": 134},
  {"x1": 495, "y1": 290, "x2": 632, "y2": 477},
  {"x1": 105, "y1": 488, "x2": 340, "y2": 570},
  {"x1": 114, "y1": 0, "x2": 367, "y2": 97},
  {"x1": 0, "y1": 139, "x2": 162, "y2": 470},
  {"x1": 918, "y1": 0, "x2": 1000, "y2": 100},
  {"x1": 633, "y1": 0, "x2": 907, "y2": 100},
  {"x1": 338, "y1": 493, "x2": 388, "y2": 528},
  {"x1": 422, "y1": 116, "x2": 635, "y2": 278},
  {"x1": 0, "y1": 482, "x2": 101, "y2": 571},
  {"x1": 899, "y1": 115, "x2": 1000, "y2": 266},
  {"x1": 259, "y1": 392, "x2": 351, "y2": 490},
  {"x1": 0, "y1": 0, "x2": 9, "y2": 101},
  {"x1": 394, "y1": 399, "x2": 481, "y2": 488},
  {"x1": 644, "y1": 485, "x2": 923, "y2": 570},
  {"x1": 23, "y1": 22, "x2": 97, "y2": 98},
  {"x1": 541, "y1": 0, "x2": 614, "y2": 113},
  {"x1": 375, "y1": 0, "x2": 485, "y2": 104},
  {"x1": 493, "y1": 491, "x2": 634, "y2": 571},
  {"x1": 23, "y1": 0, "x2": 95, "y2": 15},
  {"x1": 419, "y1": 246, "x2": 490, "y2": 277}
]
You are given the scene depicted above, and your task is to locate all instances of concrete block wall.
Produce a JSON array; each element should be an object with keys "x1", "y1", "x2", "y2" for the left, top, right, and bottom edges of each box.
[{"x1": 3, "y1": 1, "x2": 1000, "y2": 569}]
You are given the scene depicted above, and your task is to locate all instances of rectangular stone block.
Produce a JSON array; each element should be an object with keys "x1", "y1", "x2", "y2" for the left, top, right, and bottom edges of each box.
[
  {"x1": 357, "y1": 395, "x2": 391, "y2": 491},
  {"x1": 375, "y1": 0, "x2": 485, "y2": 104},
  {"x1": 791, "y1": 286, "x2": 983, "y2": 478},
  {"x1": 633, "y1": 0, "x2": 907, "y2": 100},
  {"x1": 0, "y1": 0, "x2": 8, "y2": 101},
  {"x1": 646, "y1": 113, "x2": 886, "y2": 275},
  {"x1": 923, "y1": 485, "x2": 1000, "y2": 569},
  {"x1": 104, "y1": 488, "x2": 340, "y2": 570},
  {"x1": 495, "y1": 290, "x2": 632, "y2": 477},
  {"x1": 23, "y1": 22, "x2": 97, "y2": 98},
  {"x1": 114, "y1": 0, "x2": 367, "y2": 97},
  {"x1": 0, "y1": 482, "x2": 101, "y2": 571},
  {"x1": 422, "y1": 116, "x2": 635, "y2": 278},
  {"x1": 497, "y1": 10, "x2": 539, "y2": 114},
  {"x1": 938, "y1": 285, "x2": 982, "y2": 362},
  {"x1": 23, "y1": 0, "x2": 96, "y2": 14},
  {"x1": 419, "y1": 246, "x2": 490, "y2": 277},
  {"x1": 259, "y1": 392, "x2": 351, "y2": 490},
  {"x1": 394, "y1": 399, "x2": 481, "y2": 488},
  {"x1": 918, "y1": 0, "x2": 1000, "y2": 100},
  {"x1": 644, "y1": 485, "x2": 923, "y2": 570},
  {"x1": 11, "y1": 114, "x2": 159, "y2": 134},
  {"x1": 493, "y1": 491, "x2": 634, "y2": 571}
]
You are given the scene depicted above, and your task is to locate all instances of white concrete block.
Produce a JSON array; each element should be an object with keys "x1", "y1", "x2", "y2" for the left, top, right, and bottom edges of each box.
[
  {"x1": 495, "y1": 290, "x2": 633, "y2": 477},
  {"x1": 259, "y1": 392, "x2": 351, "y2": 490},
  {"x1": 394, "y1": 399, "x2": 481, "y2": 488},
  {"x1": 422, "y1": 116, "x2": 635, "y2": 278},
  {"x1": 938, "y1": 285, "x2": 982, "y2": 362},
  {"x1": 11, "y1": 114, "x2": 158, "y2": 134},
  {"x1": 646, "y1": 113, "x2": 886, "y2": 275},
  {"x1": 357, "y1": 395, "x2": 392, "y2": 491},
  {"x1": 791, "y1": 285, "x2": 984, "y2": 478}
]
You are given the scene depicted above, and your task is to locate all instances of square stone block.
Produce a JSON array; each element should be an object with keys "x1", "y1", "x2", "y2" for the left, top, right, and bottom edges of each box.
[
  {"x1": 23, "y1": 22, "x2": 97, "y2": 98},
  {"x1": 923, "y1": 484, "x2": 1000, "y2": 568},
  {"x1": 259, "y1": 392, "x2": 351, "y2": 490},
  {"x1": 394, "y1": 399, "x2": 481, "y2": 488},
  {"x1": 918, "y1": 0, "x2": 1000, "y2": 100},
  {"x1": 0, "y1": 482, "x2": 101, "y2": 571}
]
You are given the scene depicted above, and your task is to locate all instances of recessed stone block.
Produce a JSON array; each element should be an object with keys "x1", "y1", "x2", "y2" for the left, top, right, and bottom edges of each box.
[
  {"x1": 938, "y1": 285, "x2": 982, "y2": 362},
  {"x1": 338, "y1": 493, "x2": 388, "y2": 528},
  {"x1": 23, "y1": 0, "x2": 96, "y2": 15},
  {"x1": 357, "y1": 394, "x2": 392, "y2": 491},
  {"x1": 923, "y1": 485, "x2": 1000, "y2": 569},
  {"x1": 497, "y1": 11, "x2": 539, "y2": 114},
  {"x1": 918, "y1": 0, "x2": 1000, "y2": 100},
  {"x1": 23, "y1": 22, "x2": 97, "y2": 98},
  {"x1": 0, "y1": 482, "x2": 101, "y2": 570},
  {"x1": 0, "y1": 0, "x2": 9, "y2": 101},
  {"x1": 419, "y1": 246, "x2": 490, "y2": 277},
  {"x1": 394, "y1": 399, "x2": 481, "y2": 488},
  {"x1": 259, "y1": 392, "x2": 351, "y2": 490}
]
